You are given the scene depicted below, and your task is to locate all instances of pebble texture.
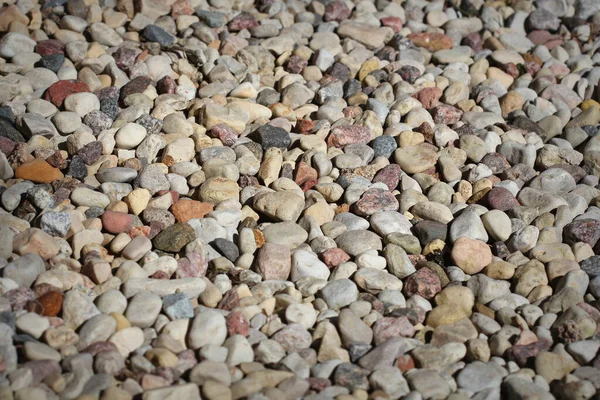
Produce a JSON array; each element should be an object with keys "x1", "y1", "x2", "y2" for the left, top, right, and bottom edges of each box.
[{"x1": 0, "y1": 0, "x2": 599, "y2": 399}]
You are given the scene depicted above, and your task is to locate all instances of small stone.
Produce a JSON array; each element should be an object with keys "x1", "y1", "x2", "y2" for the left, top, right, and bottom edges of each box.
[
  {"x1": 15, "y1": 159, "x2": 64, "y2": 183},
  {"x1": 143, "y1": 25, "x2": 175, "y2": 46},
  {"x1": 319, "y1": 279, "x2": 359, "y2": 309},
  {"x1": 153, "y1": 223, "x2": 196, "y2": 253},
  {"x1": 256, "y1": 243, "x2": 291, "y2": 280},
  {"x1": 451, "y1": 237, "x2": 493, "y2": 274}
]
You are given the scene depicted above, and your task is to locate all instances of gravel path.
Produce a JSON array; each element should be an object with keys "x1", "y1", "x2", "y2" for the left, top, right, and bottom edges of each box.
[{"x1": 0, "y1": 0, "x2": 599, "y2": 399}]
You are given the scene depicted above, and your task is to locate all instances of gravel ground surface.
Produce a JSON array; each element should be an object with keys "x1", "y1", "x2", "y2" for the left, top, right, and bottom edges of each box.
[{"x1": 0, "y1": 0, "x2": 600, "y2": 399}]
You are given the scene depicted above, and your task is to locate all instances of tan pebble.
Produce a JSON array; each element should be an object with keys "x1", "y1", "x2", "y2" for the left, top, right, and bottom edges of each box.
[
  {"x1": 124, "y1": 188, "x2": 151, "y2": 215},
  {"x1": 110, "y1": 312, "x2": 131, "y2": 331},
  {"x1": 98, "y1": 74, "x2": 112, "y2": 88},
  {"x1": 86, "y1": 42, "x2": 106, "y2": 58},
  {"x1": 485, "y1": 261, "x2": 515, "y2": 280},
  {"x1": 435, "y1": 285, "x2": 475, "y2": 315},
  {"x1": 146, "y1": 348, "x2": 179, "y2": 368}
]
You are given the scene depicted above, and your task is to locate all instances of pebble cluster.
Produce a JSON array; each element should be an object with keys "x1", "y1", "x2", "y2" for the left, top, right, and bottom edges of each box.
[{"x1": 0, "y1": 0, "x2": 600, "y2": 398}]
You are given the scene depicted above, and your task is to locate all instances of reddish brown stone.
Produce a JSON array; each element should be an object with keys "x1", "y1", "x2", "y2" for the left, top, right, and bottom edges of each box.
[
  {"x1": 324, "y1": 0, "x2": 351, "y2": 22},
  {"x1": 136, "y1": 49, "x2": 150, "y2": 64},
  {"x1": 35, "y1": 39, "x2": 65, "y2": 56},
  {"x1": 208, "y1": 124, "x2": 237, "y2": 147},
  {"x1": 295, "y1": 161, "x2": 318, "y2": 186},
  {"x1": 225, "y1": 311, "x2": 249, "y2": 337},
  {"x1": 294, "y1": 119, "x2": 315, "y2": 134},
  {"x1": 372, "y1": 164, "x2": 402, "y2": 190},
  {"x1": 413, "y1": 87, "x2": 442, "y2": 109},
  {"x1": 217, "y1": 289, "x2": 240, "y2": 311},
  {"x1": 77, "y1": 141, "x2": 103, "y2": 165},
  {"x1": 119, "y1": 76, "x2": 154, "y2": 101},
  {"x1": 403, "y1": 268, "x2": 441, "y2": 300},
  {"x1": 101, "y1": 210, "x2": 134, "y2": 234},
  {"x1": 408, "y1": 32, "x2": 453, "y2": 52},
  {"x1": 15, "y1": 159, "x2": 64, "y2": 183},
  {"x1": 327, "y1": 125, "x2": 371, "y2": 148},
  {"x1": 44, "y1": 80, "x2": 90, "y2": 108},
  {"x1": 171, "y1": 200, "x2": 214, "y2": 223},
  {"x1": 320, "y1": 248, "x2": 350, "y2": 268},
  {"x1": 113, "y1": 46, "x2": 139, "y2": 71},
  {"x1": 395, "y1": 354, "x2": 415, "y2": 373},
  {"x1": 415, "y1": 122, "x2": 434, "y2": 144},
  {"x1": 298, "y1": 178, "x2": 316, "y2": 192},
  {"x1": 485, "y1": 187, "x2": 519, "y2": 211}
]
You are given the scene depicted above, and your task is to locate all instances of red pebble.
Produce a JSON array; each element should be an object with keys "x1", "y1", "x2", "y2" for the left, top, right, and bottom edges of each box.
[
  {"x1": 226, "y1": 311, "x2": 249, "y2": 337},
  {"x1": 327, "y1": 125, "x2": 371, "y2": 148},
  {"x1": 413, "y1": 87, "x2": 442, "y2": 109},
  {"x1": 372, "y1": 164, "x2": 402, "y2": 190},
  {"x1": 294, "y1": 119, "x2": 315, "y2": 134},
  {"x1": 101, "y1": 210, "x2": 133, "y2": 234},
  {"x1": 44, "y1": 80, "x2": 90, "y2": 108},
  {"x1": 381, "y1": 16, "x2": 403, "y2": 32},
  {"x1": 324, "y1": 0, "x2": 351, "y2": 22},
  {"x1": 295, "y1": 161, "x2": 318, "y2": 187},
  {"x1": 208, "y1": 123, "x2": 238, "y2": 146},
  {"x1": 35, "y1": 39, "x2": 65, "y2": 56},
  {"x1": 402, "y1": 268, "x2": 441, "y2": 300},
  {"x1": 395, "y1": 354, "x2": 415, "y2": 373},
  {"x1": 320, "y1": 248, "x2": 350, "y2": 268}
]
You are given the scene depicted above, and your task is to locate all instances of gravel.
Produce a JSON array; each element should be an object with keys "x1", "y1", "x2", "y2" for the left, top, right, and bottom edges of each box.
[{"x1": 0, "y1": 0, "x2": 600, "y2": 399}]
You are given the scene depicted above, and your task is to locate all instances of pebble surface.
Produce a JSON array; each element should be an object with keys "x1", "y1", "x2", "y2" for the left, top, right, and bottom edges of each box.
[{"x1": 0, "y1": 0, "x2": 600, "y2": 399}]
